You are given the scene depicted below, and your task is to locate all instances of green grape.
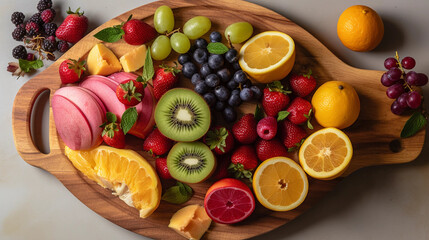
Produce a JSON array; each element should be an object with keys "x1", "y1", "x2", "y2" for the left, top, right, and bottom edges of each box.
[
  {"x1": 224, "y1": 22, "x2": 253, "y2": 44},
  {"x1": 154, "y1": 5, "x2": 174, "y2": 34},
  {"x1": 170, "y1": 32, "x2": 190, "y2": 54},
  {"x1": 183, "y1": 16, "x2": 211, "y2": 40},
  {"x1": 151, "y1": 35, "x2": 172, "y2": 60}
]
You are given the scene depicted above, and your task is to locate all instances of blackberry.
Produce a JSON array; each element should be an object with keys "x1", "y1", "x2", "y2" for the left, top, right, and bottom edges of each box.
[
  {"x1": 12, "y1": 27, "x2": 26, "y2": 41},
  {"x1": 44, "y1": 22, "x2": 57, "y2": 36},
  {"x1": 42, "y1": 38, "x2": 56, "y2": 52},
  {"x1": 37, "y1": 0, "x2": 52, "y2": 12},
  {"x1": 12, "y1": 45, "x2": 27, "y2": 59},
  {"x1": 11, "y1": 12, "x2": 25, "y2": 26},
  {"x1": 25, "y1": 21, "x2": 40, "y2": 36},
  {"x1": 57, "y1": 40, "x2": 70, "y2": 53},
  {"x1": 29, "y1": 13, "x2": 43, "y2": 26},
  {"x1": 41, "y1": 8, "x2": 55, "y2": 23}
]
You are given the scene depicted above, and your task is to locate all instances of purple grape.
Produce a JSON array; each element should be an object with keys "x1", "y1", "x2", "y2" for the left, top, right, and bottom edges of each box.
[
  {"x1": 415, "y1": 73, "x2": 428, "y2": 86},
  {"x1": 391, "y1": 100, "x2": 406, "y2": 115},
  {"x1": 386, "y1": 67, "x2": 402, "y2": 82},
  {"x1": 396, "y1": 93, "x2": 409, "y2": 109},
  {"x1": 386, "y1": 83, "x2": 404, "y2": 99},
  {"x1": 381, "y1": 72, "x2": 395, "y2": 87},
  {"x1": 384, "y1": 57, "x2": 398, "y2": 70},
  {"x1": 405, "y1": 71, "x2": 419, "y2": 85},
  {"x1": 407, "y1": 91, "x2": 422, "y2": 109},
  {"x1": 401, "y1": 56, "x2": 416, "y2": 70}
]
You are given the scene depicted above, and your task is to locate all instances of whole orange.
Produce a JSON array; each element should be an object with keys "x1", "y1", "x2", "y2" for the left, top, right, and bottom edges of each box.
[{"x1": 337, "y1": 5, "x2": 384, "y2": 52}]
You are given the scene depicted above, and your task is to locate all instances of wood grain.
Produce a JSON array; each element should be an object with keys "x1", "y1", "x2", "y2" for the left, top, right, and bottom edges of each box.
[{"x1": 11, "y1": 0, "x2": 425, "y2": 239}]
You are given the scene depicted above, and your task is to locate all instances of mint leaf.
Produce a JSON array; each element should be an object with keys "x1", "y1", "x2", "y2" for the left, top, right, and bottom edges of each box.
[
  {"x1": 106, "y1": 112, "x2": 117, "y2": 123},
  {"x1": 142, "y1": 47, "x2": 154, "y2": 82},
  {"x1": 18, "y1": 59, "x2": 43, "y2": 72},
  {"x1": 277, "y1": 111, "x2": 290, "y2": 121},
  {"x1": 207, "y1": 42, "x2": 229, "y2": 54},
  {"x1": 255, "y1": 105, "x2": 264, "y2": 122},
  {"x1": 162, "y1": 182, "x2": 193, "y2": 204},
  {"x1": 401, "y1": 111, "x2": 427, "y2": 138},
  {"x1": 94, "y1": 27, "x2": 124, "y2": 43},
  {"x1": 120, "y1": 107, "x2": 138, "y2": 135}
]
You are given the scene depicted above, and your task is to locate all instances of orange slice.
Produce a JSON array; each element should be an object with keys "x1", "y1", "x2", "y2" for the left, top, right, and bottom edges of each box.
[
  {"x1": 239, "y1": 31, "x2": 295, "y2": 83},
  {"x1": 252, "y1": 157, "x2": 308, "y2": 211},
  {"x1": 65, "y1": 145, "x2": 161, "y2": 218},
  {"x1": 299, "y1": 127, "x2": 353, "y2": 180}
]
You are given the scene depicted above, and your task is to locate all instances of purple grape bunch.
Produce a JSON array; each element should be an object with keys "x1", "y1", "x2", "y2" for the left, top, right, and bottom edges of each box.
[{"x1": 381, "y1": 53, "x2": 428, "y2": 115}]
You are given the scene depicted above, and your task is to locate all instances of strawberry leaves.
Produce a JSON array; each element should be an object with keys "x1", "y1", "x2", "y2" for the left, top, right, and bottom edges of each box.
[
  {"x1": 267, "y1": 80, "x2": 291, "y2": 95},
  {"x1": 228, "y1": 163, "x2": 253, "y2": 182},
  {"x1": 205, "y1": 127, "x2": 229, "y2": 153}
]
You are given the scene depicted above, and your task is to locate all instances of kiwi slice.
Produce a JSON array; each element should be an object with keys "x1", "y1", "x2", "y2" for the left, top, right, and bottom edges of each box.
[
  {"x1": 154, "y1": 88, "x2": 211, "y2": 142},
  {"x1": 167, "y1": 142, "x2": 216, "y2": 184}
]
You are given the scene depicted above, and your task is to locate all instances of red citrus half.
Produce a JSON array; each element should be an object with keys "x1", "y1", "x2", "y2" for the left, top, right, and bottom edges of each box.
[{"x1": 204, "y1": 178, "x2": 255, "y2": 224}]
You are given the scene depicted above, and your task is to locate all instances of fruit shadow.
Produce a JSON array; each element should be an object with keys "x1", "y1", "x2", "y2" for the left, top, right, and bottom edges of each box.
[{"x1": 372, "y1": 16, "x2": 405, "y2": 53}]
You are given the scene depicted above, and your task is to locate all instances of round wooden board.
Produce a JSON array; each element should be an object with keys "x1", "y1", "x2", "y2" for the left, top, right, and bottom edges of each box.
[{"x1": 12, "y1": 0, "x2": 425, "y2": 239}]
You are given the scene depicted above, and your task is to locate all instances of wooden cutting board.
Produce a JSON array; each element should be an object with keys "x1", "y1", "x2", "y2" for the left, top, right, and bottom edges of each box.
[{"x1": 12, "y1": 0, "x2": 425, "y2": 239}]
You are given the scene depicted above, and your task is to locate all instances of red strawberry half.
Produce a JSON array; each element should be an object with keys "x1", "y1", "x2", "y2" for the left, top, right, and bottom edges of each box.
[
  {"x1": 262, "y1": 81, "x2": 291, "y2": 117},
  {"x1": 255, "y1": 138, "x2": 289, "y2": 161},
  {"x1": 153, "y1": 64, "x2": 181, "y2": 100},
  {"x1": 56, "y1": 7, "x2": 88, "y2": 44},
  {"x1": 289, "y1": 69, "x2": 317, "y2": 97},
  {"x1": 143, "y1": 128, "x2": 174, "y2": 156},
  {"x1": 229, "y1": 145, "x2": 258, "y2": 181},
  {"x1": 204, "y1": 127, "x2": 235, "y2": 155},
  {"x1": 280, "y1": 119, "x2": 307, "y2": 151},
  {"x1": 232, "y1": 113, "x2": 258, "y2": 144}
]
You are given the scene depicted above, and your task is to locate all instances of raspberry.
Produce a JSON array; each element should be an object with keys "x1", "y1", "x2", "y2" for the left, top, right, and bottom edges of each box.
[
  {"x1": 42, "y1": 38, "x2": 56, "y2": 52},
  {"x1": 12, "y1": 45, "x2": 27, "y2": 59},
  {"x1": 27, "y1": 53, "x2": 35, "y2": 61},
  {"x1": 57, "y1": 40, "x2": 70, "y2": 53},
  {"x1": 37, "y1": 0, "x2": 52, "y2": 12},
  {"x1": 12, "y1": 27, "x2": 26, "y2": 41},
  {"x1": 25, "y1": 21, "x2": 40, "y2": 36},
  {"x1": 43, "y1": 22, "x2": 57, "y2": 36},
  {"x1": 29, "y1": 13, "x2": 43, "y2": 26},
  {"x1": 41, "y1": 8, "x2": 55, "y2": 23},
  {"x1": 46, "y1": 35, "x2": 56, "y2": 42},
  {"x1": 11, "y1": 12, "x2": 25, "y2": 26}
]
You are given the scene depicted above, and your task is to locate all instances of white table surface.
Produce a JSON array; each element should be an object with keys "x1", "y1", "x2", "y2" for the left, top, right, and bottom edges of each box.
[{"x1": 1, "y1": 0, "x2": 429, "y2": 239}]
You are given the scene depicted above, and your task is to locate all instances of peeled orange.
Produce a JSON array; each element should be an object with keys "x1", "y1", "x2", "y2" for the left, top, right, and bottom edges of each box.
[
  {"x1": 299, "y1": 128, "x2": 353, "y2": 180},
  {"x1": 239, "y1": 31, "x2": 295, "y2": 83},
  {"x1": 65, "y1": 145, "x2": 161, "y2": 218}
]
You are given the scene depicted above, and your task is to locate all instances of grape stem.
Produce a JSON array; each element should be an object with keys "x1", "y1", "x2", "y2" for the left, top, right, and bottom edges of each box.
[
  {"x1": 166, "y1": 28, "x2": 181, "y2": 37},
  {"x1": 395, "y1": 51, "x2": 414, "y2": 92}
]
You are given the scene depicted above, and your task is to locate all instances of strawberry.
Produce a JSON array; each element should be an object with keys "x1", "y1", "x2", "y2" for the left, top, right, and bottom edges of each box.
[
  {"x1": 282, "y1": 97, "x2": 313, "y2": 129},
  {"x1": 289, "y1": 69, "x2": 317, "y2": 97},
  {"x1": 211, "y1": 154, "x2": 231, "y2": 180},
  {"x1": 56, "y1": 7, "x2": 88, "y2": 44},
  {"x1": 143, "y1": 128, "x2": 174, "y2": 156},
  {"x1": 153, "y1": 64, "x2": 181, "y2": 100},
  {"x1": 116, "y1": 79, "x2": 145, "y2": 106},
  {"x1": 256, "y1": 116, "x2": 277, "y2": 140},
  {"x1": 122, "y1": 19, "x2": 157, "y2": 45},
  {"x1": 100, "y1": 112, "x2": 126, "y2": 149},
  {"x1": 280, "y1": 119, "x2": 307, "y2": 151},
  {"x1": 204, "y1": 127, "x2": 235, "y2": 155},
  {"x1": 229, "y1": 145, "x2": 258, "y2": 180},
  {"x1": 155, "y1": 157, "x2": 173, "y2": 180},
  {"x1": 262, "y1": 81, "x2": 291, "y2": 117},
  {"x1": 232, "y1": 113, "x2": 258, "y2": 144},
  {"x1": 59, "y1": 58, "x2": 86, "y2": 84},
  {"x1": 255, "y1": 138, "x2": 289, "y2": 161}
]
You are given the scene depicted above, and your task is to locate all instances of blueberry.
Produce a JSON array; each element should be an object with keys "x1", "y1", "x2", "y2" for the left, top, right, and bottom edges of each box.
[
  {"x1": 208, "y1": 54, "x2": 224, "y2": 70},
  {"x1": 215, "y1": 101, "x2": 226, "y2": 111},
  {"x1": 195, "y1": 38, "x2": 208, "y2": 49},
  {"x1": 233, "y1": 70, "x2": 247, "y2": 84},
  {"x1": 225, "y1": 49, "x2": 238, "y2": 63},
  {"x1": 231, "y1": 89, "x2": 240, "y2": 96},
  {"x1": 228, "y1": 93, "x2": 242, "y2": 107},
  {"x1": 240, "y1": 87, "x2": 254, "y2": 101},
  {"x1": 200, "y1": 63, "x2": 212, "y2": 77},
  {"x1": 186, "y1": 44, "x2": 197, "y2": 55},
  {"x1": 223, "y1": 106, "x2": 237, "y2": 122},
  {"x1": 210, "y1": 31, "x2": 222, "y2": 42},
  {"x1": 203, "y1": 92, "x2": 216, "y2": 107},
  {"x1": 191, "y1": 73, "x2": 202, "y2": 85},
  {"x1": 205, "y1": 74, "x2": 220, "y2": 88},
  {"x1": 182, "y1": 62, "x2": 197, "y2": 78},
  {"x1": 214, "y1": 85, "x2": 230, "y2": 101},
  {"x1": 242, "y1": 80, "x2": 252, "y2": 88},
  {"x1": 227, "y1": 80, "x2": 239, "y2": 90},
  {"x1": 193, "y1": 48, "x2": 208, "y2": 64},
  {"x1": 178, "y1": 54, "x2": 191, "y2": 65},
  {"x1": 251, "y1": 86, "x2": 262, "y2": 100},
  {"x1": 194, "y1": 81, "x2": 208, "y2": 94},
  {"x1": 217, "y1": 68, "x2": 231, "y2": 82},
  {"x1": 232, "y1": 61, "x2": 241, "y2": 70}
]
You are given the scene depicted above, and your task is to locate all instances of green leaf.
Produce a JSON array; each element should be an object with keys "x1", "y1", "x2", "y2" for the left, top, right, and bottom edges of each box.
[
  {"x1": 277, "y1": 111, "x2": 290, "y2": 121},
  {"x1": 106, "y1": 112, "x2": 117, "y2": 123},
  {"x1": 401, "y1": 111, "x2": 427, "y2": 138},
  {"x1": 120, "y1": 107, "x2": 138, "y2": 135},
  {"x1": 162, "y1": 182, "x2": 193, "y2": 204},
  {"x1": 254, "y1": 105, "x2": 264, "y2": 122},
  {"x1": 93, "y1": 27, "x2": 124, "y2": 43},
  {"x1": 18, "y1": 59, "x2": 43, "y2": 73},
  {"x1": 142, "y1": 46, "x2": 154, "y2": 82},
  {"x1": 207, "y1": 42, "x2": 229, "y2": 54}
]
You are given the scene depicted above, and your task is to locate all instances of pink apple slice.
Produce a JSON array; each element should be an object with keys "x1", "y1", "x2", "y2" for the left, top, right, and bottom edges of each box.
[
  {"x1": 83, "y1": 75, "x2": 119, "y2": 91},
  {"x1": 108, "y1": 72, "x2": 139, "y2": 83}
]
